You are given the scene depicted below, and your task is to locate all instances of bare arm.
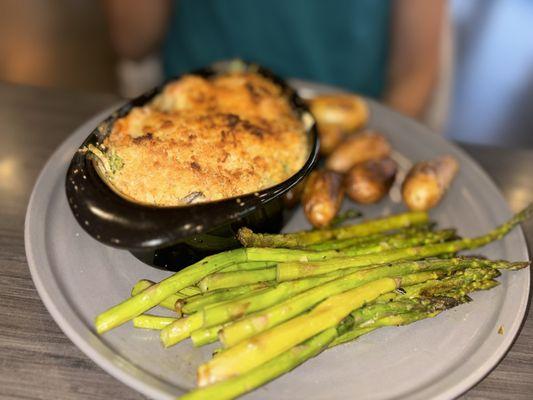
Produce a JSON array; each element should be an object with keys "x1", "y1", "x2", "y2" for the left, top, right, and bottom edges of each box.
[
  {"x1": 102, "y1": 0, "x2": 173, "y2": 60},
  {"x1": 383, "y1": 0, "x2": 446, "y2": 119}
]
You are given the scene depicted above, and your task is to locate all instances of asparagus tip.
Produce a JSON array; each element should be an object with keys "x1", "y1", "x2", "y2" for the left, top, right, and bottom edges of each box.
[
  {"x1": 507, "y1": 261, "x2": 531, "y2": 271},
  {"x1": 237, "y1": 227, "x2": 255, "y2": 247},
  {"x1": 426, "y1": 295, "x2": 462, "y2": 311},
  {"x1": 490, "y1": 260, "x2": 530, "y2": 271},
  {"x1": 510, "y1": 203, "x2": 533, "y2": 226}
]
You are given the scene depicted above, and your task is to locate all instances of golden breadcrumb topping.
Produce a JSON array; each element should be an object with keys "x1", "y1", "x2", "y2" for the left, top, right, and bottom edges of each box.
[{"x1": 99, "y1": 72, "x2": 308, "y2": 206}]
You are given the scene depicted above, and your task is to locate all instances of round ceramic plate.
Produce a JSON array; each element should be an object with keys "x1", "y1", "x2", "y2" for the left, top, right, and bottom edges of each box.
[{"x1": 25, "y1": 81, "x2": 530, "y2": 400}]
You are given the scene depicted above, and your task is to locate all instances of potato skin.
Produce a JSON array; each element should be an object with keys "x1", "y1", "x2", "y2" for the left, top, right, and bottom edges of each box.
[
  {"x1": 402, "y1": 155, "x2": 459, "y2": 211},
  {"x1": 302, "y1": 170, "x2": 345, "y2": 228},
  {"x1": 326, "y1": 130, "x2": 392, "y2": 173},
  {"x1": 345, "y1": 158, "x2": 398, "y2": 204},
  {"x1": 317, "y1": 124, "x2": 345, "y2": 156},
  {"x1": 309, "y1": 94, "x2": 369, "y2": 132}
]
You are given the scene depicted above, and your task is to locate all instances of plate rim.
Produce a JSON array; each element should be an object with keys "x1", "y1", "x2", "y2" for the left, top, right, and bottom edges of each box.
[{"x1": 25, "y1": 98, "x2": 530, "y2": 400}]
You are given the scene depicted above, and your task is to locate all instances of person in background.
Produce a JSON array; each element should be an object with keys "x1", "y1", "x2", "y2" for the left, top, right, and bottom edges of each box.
[{"x1": 104, "y1": 0, "x2": 447, "y2": 122}]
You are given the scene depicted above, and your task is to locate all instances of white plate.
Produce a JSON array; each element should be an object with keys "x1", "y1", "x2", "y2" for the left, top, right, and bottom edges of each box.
[{"x1": 25, "y1": 84, "x2": 530, "y2": 399}]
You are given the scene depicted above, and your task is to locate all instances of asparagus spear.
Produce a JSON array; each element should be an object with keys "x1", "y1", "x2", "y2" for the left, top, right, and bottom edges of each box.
[
  {"x1": 194, "y1": 268, "x2": 510, "y2": 394},
  {"x1": 191, "y1": 273, "x2": 445, "y2": 348},
  {"x1": 200, "y1": 228, "x2": 453, "y2": 292},
  {"x1": 241, "y1": 229, "x2": 454, "y2": 266},
  {"x1": 276, "y1": 204, "x2": 533, "y2": 281},
  {"x1": 160, "y1": 312, "x2": 204, "y2": 346},
  {"x1": 348, "y1": 296, "x2": 459, "y2": 327},
  {"x1": 181, "y1": 327, "x2": 339, "y2": 400},
  {"x1": 306, "y1": 224, "x2": 435, "y2": 251},
  {"x1": 336, "y1": 273, "x2": 505, "y2": 347},
  {"x1": 162, "y1": 274, "x2": 339, "y2": 347},
  {"x1": 132, "y1": 315, "x2": 177, "y2": 330},
  {"x1": 222, "y1": 261, "x2": 276, "y2": 273},
  {"x1": 331, "y1": 229, "x2": 457, "y2": 256},
  {"x1": 191, "y1": 324, "x2": 225, "y2": 347},
  {"x1": 189, "y1": 256, "x2": 502, "y2": 332},
  {"x1": 238, "y1": 211, "x2": 429, "y2": 248},
  {"x1": 184, "y1": 288, "x2": 472, "y2": 398},
  {"x1": 198, "y1": 272, "x2": 437, "y2": 386},
  {"x1": 181, "y1": 282, "x2": 274, "y2": 315},
  {"x1": 375, "y1": 263, "x2": 525, "y2": 304},
  {"x1": 95, "y1": 248, "x2": 247, "y2": 334},
  {"x1": 195, "y1": 294, "x2": 463, "y2": 348},
  {"x1": 132, "y1": 279, "x2": 199, "y2": 297},
  {"x1": 331, "y1": 310, "x2": 443, "y2": 347},
  {"x1": 219, "y1": 258, "x2": 513, "y2": 348},
  {"x1": 130, "y1": 280, "x2": 183, "y2": 312},
  {"x1": 198, "y1": 268, "x2": 277, "y2": 292},
  {"x1": 306, "y1": 231, "x2": 393, "y2": 252},
  {"x1": 195, "y1": 229, "x2": 456, "y2": 294}
]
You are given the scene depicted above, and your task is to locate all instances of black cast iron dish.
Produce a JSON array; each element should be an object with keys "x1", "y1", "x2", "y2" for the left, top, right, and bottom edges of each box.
[{"x1": 65, "y1": 61, "x2": 319, "y2": 270}]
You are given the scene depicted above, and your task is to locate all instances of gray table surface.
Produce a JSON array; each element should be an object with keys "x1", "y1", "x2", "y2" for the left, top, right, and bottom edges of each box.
[{"x1": 0, "y1": 82, "x2": 531, "y2": 400}]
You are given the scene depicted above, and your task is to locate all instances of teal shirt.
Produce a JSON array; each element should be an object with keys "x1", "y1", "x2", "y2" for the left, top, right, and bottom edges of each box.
[{"x1": 163, "y1": 0, "x2": 391, "y2": 97}]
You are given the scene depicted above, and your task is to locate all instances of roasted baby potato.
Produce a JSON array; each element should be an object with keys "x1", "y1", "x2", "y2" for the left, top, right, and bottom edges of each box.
[
  {"x1": 316, "y1": 124, "x2": 345, "y2": 156},
  {"x1": 309, "y1": 94, "x2": 369, "y2": 132},
  {"x1": 345, "y1": 158, "x2": 398, "y2": 204},
  {"x1": 402, "y1": 155, "x2": 459, "y2": 211},
  {"x1": 325, "y1": 130, "x2": 392, "y2": 173},
  {"x1": 302, "y1": 170, "x2": 345, "y2": 228}
]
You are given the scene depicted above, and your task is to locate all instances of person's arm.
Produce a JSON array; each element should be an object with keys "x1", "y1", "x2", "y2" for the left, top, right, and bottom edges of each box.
[
  {"x1": 383, "y1": 0, "x2": 446, "y2": 119},
  {"x1": 102, "y1": 0, "x2": 173, "y2": 60}
]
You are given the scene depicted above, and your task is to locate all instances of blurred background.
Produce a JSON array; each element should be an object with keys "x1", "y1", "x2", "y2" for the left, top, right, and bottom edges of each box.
[{"x1": 1, "y1": 0, "x2": 532, "y2": 147}]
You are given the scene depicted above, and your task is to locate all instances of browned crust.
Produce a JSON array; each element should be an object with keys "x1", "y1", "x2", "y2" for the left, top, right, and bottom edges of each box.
[{"x1": 102, "y1": 73, "x2": 308, "y2": 206}]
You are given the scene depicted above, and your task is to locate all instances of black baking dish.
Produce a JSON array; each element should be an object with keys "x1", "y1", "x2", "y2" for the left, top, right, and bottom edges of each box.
[{"x1": 65, "y1": 61, "x2": 319, "y2": 270}]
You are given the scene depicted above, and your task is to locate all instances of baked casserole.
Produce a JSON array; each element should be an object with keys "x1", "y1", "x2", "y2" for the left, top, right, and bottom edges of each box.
[{"x1": 91, "y1": 72, "x2": 309, "y2": 206}]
